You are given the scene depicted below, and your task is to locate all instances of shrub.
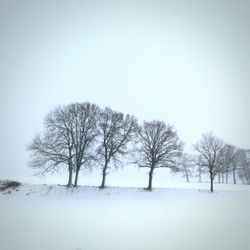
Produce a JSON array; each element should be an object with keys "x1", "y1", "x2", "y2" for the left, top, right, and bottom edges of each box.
[{"x1": 0, "y1": 180, "x2": 21, "y2": 191}]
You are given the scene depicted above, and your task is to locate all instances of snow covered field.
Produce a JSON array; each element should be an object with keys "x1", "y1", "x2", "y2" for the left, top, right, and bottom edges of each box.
[{"x1": 0, "y1": 183, "x2": 250, "y2": 250}]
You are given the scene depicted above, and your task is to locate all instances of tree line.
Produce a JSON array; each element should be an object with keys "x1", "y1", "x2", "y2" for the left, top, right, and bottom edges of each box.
[{"x1": 28, "y1": 102, "x2": 250, "y2": 192}]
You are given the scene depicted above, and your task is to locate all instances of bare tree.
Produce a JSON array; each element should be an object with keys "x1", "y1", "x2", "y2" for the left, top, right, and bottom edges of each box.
[
  {"x1": 134, "y1": 120, "x2": 183, "y2": 191},
  {"x1": 219, "y1": 144, "x2": 238, "y2": 184},
  {"x1": 68, "y1": 103, "x2": 99, "y2": 187},
  {"x1": 28, "y1": 102, "x2": 99, "y2": 187},
  {"x1": 177, "y1": 154, "x2": 195, "y2": 182},
  {"x1": 236, "y1": 149, "x2": 250, "y2": 184},
  {"x1": 194, "y1": 132, "x2": 234, "y2": 192},
  {"x1": 229, "y1": 147, "x2": 244, "y2": 184},
  {"x1": 196, "y1": 155, "x2": 206, "y2": 183},
  {"x1": 97, "y1": 107, "x2": 138, "y2": 188},
  {"x1": 223, "y1": 144, "x2": 236, "y2": 184},
  {"x1": 28, "y1": 106, "x2": 74, "y2": 187}
]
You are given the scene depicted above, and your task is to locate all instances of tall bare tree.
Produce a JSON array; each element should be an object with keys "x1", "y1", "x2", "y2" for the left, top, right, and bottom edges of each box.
[
  {"x1": 68, "y1": 103, "x2": 99, "y2": 187},
  {"x1": 97, "y1": 107, "x2": 138, "y2": 188},
  {"x1": 28, "y1": 102, "x2": 99, "y2": 187},
  {"x1": 28, "y1": 106, "x2": 75, "y2": 187},
  {"x1": 134, "y1": 120, "x2": 183, "y2": 191},
  {"x1": 194, "y1": 132, "x2": 234, "y2": 192}
]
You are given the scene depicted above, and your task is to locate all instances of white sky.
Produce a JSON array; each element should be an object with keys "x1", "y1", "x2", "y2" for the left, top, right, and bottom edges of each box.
[{"x1": 0, "y1": 0, "x2": 249, "y2": 181}]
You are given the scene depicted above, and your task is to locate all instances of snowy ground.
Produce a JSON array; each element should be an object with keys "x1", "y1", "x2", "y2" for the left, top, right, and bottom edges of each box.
[{"x1": 0, "y1": 182, "x2": 250, "y2": 250}]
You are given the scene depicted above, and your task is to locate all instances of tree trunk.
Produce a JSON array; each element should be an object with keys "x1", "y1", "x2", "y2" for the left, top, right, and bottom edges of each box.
[
  {"x1": 146, "y1": 167, "x2": 154, "y2": 191},
  {"x1": 222, "y1": 173, "x2": 224, "y2": 183},
  {"x1": 218, "y1": 173, "x2": 221, "y2": 183},
  {"x1": 226, "y1": 170, "x2": 228, "y2": 184},
  {"x1": 100, "y1": 162, "x2": 108, "y2": 189},
  {"x1": 210, "y1": 172, "x2": 214, "y2": 192},
  {"x1": 67, "y1": 166, "x2": 73, "y2": 188},
  {"x1": 184, "y1": 166, "x2": 189, "y2": 182},
  {"x1": 233, "y1": 167, "x2": 237, "y2": 184},
  {"x1": 199, "y1": 168, "x2": 202, "y2": 183},
  {"x1": 246, "y1": 166, "x2": 250, "y2": 185},
  {"x1": 232, "y1": 159, "x2": 237, "y2": 184},
  {"x1": 210, "y1": 178, "x2": 214, "y2": 192},
  {"x1": 74, "y1": 168, "x2": 80, "y2": 187}
]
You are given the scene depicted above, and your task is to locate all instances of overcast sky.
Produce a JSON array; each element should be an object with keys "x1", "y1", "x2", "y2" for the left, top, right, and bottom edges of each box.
[{"x1": 0, "y1": 0, "x2": 249, "y2": 183}]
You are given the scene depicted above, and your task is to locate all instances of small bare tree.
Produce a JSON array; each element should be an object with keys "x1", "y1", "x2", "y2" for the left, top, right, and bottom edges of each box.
[
  {"x1": 223, "y1": 144, "x2": 236, "y2": 184},
  {"x1": 134, "y1": 120, "x2": 183, "y2": 191},
  {"x1": 97, "y1": 107, "x2": 138, "y2": 188},
  {"x1": 178, "y1": 154, "x2": 195, "y2": 182},
  {"x1": 196, "y1": 155, "x2": 206, "y2": 183},
  {"x1": 194, "y1": 132, "x2": 234, "y2": 192},
  {"x1": 236, "y1": 149, "x2": 250, "y2": 184}
]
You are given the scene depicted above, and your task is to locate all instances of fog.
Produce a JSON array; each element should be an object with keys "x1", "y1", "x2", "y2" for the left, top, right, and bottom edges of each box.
[{"x1": 0, "y1": 0, "x2": 249, "y2": 182}]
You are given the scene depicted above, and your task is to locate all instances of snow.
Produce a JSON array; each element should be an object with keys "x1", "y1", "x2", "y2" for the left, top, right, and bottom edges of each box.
[{"x1": 0, "y1": 183, "x2": 250, "y2": 250}]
